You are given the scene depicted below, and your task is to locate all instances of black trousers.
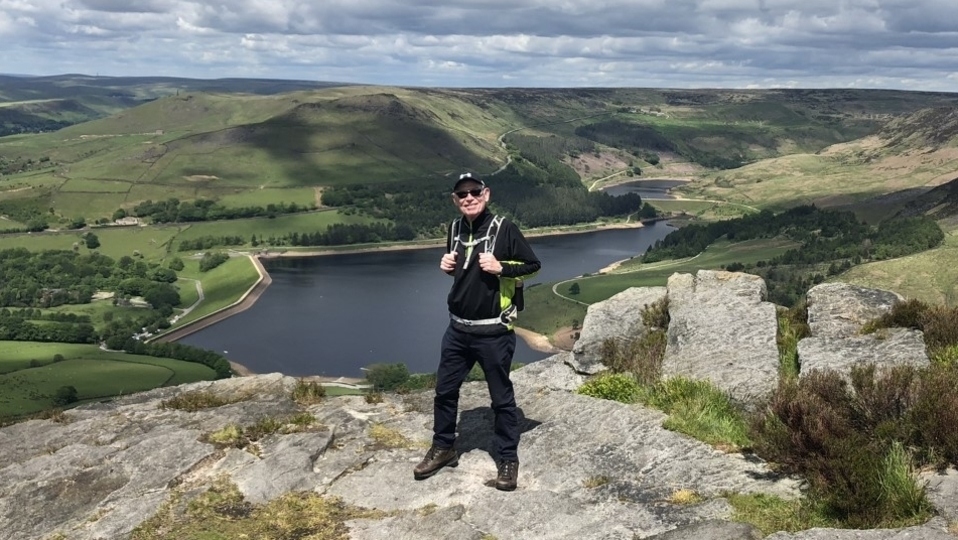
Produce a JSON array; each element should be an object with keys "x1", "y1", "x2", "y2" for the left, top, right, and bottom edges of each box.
[{"x1": 433, "y1": 324, "x2": 519, "y2": 462}]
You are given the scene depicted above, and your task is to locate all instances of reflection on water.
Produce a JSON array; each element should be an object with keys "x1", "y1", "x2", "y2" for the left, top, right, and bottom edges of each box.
[{"x1": 179, "y1": 221, "x2": 675, "y2": 377}]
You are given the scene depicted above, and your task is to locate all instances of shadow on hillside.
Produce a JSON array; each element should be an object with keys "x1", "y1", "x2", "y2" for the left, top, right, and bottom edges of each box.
[
  {"x1": 456, "y1": 406, "x2": 541, "y2": 460},
  {"x1": 238, "y1": 95, "x2": 493, "y2": 186}
]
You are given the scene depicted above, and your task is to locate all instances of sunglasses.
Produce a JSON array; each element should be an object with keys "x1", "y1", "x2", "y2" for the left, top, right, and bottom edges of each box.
[{"x1": 454, "y1": 188, "x2": 485, "y2": 199}]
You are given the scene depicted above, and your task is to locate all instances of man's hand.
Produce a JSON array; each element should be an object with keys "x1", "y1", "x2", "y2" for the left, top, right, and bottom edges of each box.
[
  {"x1": 440, "y1": 251, "x2": 457, "y2": 272},
  {"x1": 479, "y1": 253, "x2": 503, "y2": 275}
]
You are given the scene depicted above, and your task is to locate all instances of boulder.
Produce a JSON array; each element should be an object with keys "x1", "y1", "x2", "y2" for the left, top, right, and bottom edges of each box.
[
  {"x1": 662, "y1": 270, "x2": 779, "y2": 404},
  {"x1": 570, "y1": 286, "x2": 667, "y2": 374}
]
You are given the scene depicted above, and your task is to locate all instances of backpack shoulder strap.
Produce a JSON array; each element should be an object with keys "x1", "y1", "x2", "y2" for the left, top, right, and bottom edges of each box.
[
  {"x1": 449, "y1": 218, "x2": 462, "y2": 252},
  {"x1": 485, "y1": 215, "x2": 505, "y2": 254}
]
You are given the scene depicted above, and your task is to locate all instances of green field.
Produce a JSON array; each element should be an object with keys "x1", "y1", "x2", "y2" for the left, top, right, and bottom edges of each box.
[
  {"x1": 839, "y1": 225, "x2": 958, "y2": 306},
  {"x1": 168, "y1": 256, "x2": 262, "y2": 327},
  {"x1": 0, "y1": 342, "x2": 218, "y2": 419},
  {"x1": 215, "y1": 187, "x2": 317, "y2": 208},
  {"x1": 0, "y1": 225, "x2": 184, "y2": 260},
  {"x1": 59, "y1": 178, "x2": 134, "y2": 193},
  {"x1": 0, "y1": 217, "x2": 26, "y2": 232}
]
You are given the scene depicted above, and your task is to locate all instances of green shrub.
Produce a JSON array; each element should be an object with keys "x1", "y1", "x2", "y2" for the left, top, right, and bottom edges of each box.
[
  {"x1": 364, "y1": 363, "x2": 410, "y2": 391},
  {"x1": 396, "y1": 373, "x2": 436, "y2": 393},
  {"x1": 576, "y1": 373, "x2": 640, "y2": 403},
  {"x1": 52, "y1": 385, "x2": 78, "y2": 406},
  {"x1": 930, "y1": 344, "x2": 958, "y2": 367}
]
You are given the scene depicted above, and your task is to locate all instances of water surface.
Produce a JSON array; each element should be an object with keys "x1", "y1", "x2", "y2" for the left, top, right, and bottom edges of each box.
[{"x1": 180, "y1": 221, "x2": 675, "y2": 377}]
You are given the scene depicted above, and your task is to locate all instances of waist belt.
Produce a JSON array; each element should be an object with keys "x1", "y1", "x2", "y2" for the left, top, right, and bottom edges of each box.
[
  {"x1": 450, "y1": 305, "x2": 518, "y2": 327},
  {"x1": 450, "y1": 313, "x2": 502, "y2": 326}
]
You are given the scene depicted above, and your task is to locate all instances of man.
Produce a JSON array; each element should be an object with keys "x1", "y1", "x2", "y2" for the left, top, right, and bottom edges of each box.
[{"x1": 413, "y1": 172, "x2": 541, "y2": 491}]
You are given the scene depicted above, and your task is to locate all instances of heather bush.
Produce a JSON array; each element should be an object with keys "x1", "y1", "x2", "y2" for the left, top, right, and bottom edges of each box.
[
  {"x1": 861, "y1": 298, "x2": 929, "y2": 334},
  {"x1": 908, "y1": 363, "x2": 958, "y2": 467},
  {"x1": 640, "y1": 297, "x2": 670, "y2": 330},
  {"x1": 920, "y1": 304, "x2": 958, "y2": 354},
  {"x1": 599, "y1": 331, "x2": 666, "y2": 386},
  {"x1": 750, "y1": 367, "x2": 934, "y2": 527},
  {"x1": 861, "y1": 299, "x2": 958, "y2": 357}
]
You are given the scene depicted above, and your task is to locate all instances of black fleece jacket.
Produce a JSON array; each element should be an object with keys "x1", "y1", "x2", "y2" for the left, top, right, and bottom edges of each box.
[{"x1": 445, "y1": 210, "x2": 540, "y2": 327}]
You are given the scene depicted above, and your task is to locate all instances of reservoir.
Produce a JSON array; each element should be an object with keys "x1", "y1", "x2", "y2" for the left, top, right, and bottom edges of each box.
[{"x1": 179, "y1": 221, "x2": 675, "y2": 378}]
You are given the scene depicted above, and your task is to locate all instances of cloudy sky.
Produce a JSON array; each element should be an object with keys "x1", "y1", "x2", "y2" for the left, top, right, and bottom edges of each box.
[{"x1": 1, "y1": 0, "x2": 957, "y2": 91}]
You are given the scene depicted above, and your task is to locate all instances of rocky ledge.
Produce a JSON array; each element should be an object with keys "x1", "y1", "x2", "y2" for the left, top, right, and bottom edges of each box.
[{"x1": 1, "y1": 271, "x2": 956, "y2": 539}]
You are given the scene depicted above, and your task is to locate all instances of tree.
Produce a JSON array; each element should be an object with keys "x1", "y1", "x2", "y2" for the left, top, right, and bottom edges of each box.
[
  {"x1": 83, "y1": 233, "x2": 100, "y2": 249},
  {"x1": 569, "y1": 282, "x2": 581, "y2": 295},
  {"x1": 168, "y1": 257, "x2": 185, "y2": 271},
  {"x1": 53, "y1": 385, "x2": 78, "y2": 406},
  {"x1": 364, "y1": 363, "x2": 410, "y2": 391}
]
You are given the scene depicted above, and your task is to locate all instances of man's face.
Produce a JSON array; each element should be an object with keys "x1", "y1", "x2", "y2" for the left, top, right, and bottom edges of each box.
[{"x1": 451, "y1": 181, "x2": 489, "y2": 221}]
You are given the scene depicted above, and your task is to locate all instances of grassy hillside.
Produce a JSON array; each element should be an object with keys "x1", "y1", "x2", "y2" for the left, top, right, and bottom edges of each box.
[
  {"x1": 0, "y1": 74, "x2": 349, "y2": 136},
  {"x1": 3, "y1": 83, "x2": 958, "y2": 230},
  {"x1": 680, "y1": 106, "x2": 958, "y2": 214}
]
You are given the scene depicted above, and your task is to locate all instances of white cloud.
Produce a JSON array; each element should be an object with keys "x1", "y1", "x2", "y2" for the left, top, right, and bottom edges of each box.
[{"x1": 0, "y1": 0, "x2": 955, "y2": 90}]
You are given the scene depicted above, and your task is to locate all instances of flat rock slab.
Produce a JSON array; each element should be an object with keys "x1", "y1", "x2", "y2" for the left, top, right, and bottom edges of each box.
[
  {"x1": 806, "y1": 282, "x2": 903, "y2": 339},
  {"x1": 798, "y1": 328, "x2": 929, "y2": 377}
]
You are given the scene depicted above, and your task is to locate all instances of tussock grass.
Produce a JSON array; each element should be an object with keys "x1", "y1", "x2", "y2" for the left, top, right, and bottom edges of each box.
[
  {"x1": 204, "y1": 414, "x2": 319, "y2": 452},
  {"x1": 576, "y1": 372, "x2": 641, "y2": 403},
  {"x1": 776, "y1": 303, "x2": 808, "y2": 380},
  {"x1": 160, "y1": 391, "x2": 236, "y2": 412},
  {"x1": 667, "y1": 489, "x2": 704, "y2": 505},
  {"x1": 642, "y1": 377, "x2": 751, "y2": 451},
  {"x1": 291, "y1": 379, "x2": 326, "y2": 405},
  {"x1": 582, "y1": 475, "x2": 611, "y2": 489},
  {"x1": 130, "y1": 477, "x2": 383, "y2": 540},
  {"x1": 367, "y1": 423, "x2": 423, "y2": 450},
  {"x1": 727, "y1": 493, "x2": 837, "y2": 535}
]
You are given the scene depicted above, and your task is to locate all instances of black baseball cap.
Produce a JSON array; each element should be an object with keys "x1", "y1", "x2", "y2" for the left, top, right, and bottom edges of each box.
[{"x1": 453, "y1": 172, "x2": 485, "y2": 191}]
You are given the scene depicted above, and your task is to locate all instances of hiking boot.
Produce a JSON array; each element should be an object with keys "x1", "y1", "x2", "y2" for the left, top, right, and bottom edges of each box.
[
  {"x1": 495, "y1": 460, "x2": 519, "y2": 491},
  {"x1": 413, "y1": 445, "x2": 458, "y2": 480}
]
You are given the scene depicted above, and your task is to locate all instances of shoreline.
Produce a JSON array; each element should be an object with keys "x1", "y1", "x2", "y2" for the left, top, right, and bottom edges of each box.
[
  {"x1": 254, "y1": 219, "x2": 647, "y2": 259},
  {"x1": 228, "y1": 325, "x2": 564, "y2": 379}
]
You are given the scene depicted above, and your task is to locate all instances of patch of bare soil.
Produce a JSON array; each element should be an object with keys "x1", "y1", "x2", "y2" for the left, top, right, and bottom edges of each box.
[
  {"x1": 185, "y1": 175, "x2": 219, "y2": 182},
  {"x1": 314, "y1": 186, "x2": 325, "y2": 207},
  {"x1": 567, "y1": 151, "x2": 630, "y2": 180}
]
